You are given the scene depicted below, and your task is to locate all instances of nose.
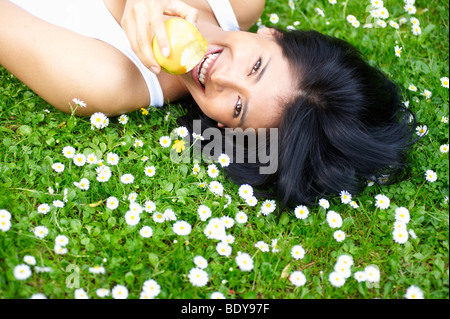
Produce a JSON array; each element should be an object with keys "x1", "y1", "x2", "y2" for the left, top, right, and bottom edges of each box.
[{"x1": 209, "y1": 64, "x2": 246, "y2": 93}]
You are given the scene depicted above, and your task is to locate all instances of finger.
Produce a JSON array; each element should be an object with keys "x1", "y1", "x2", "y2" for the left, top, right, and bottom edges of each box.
[
  {"x1": 134, "y1": 9, "x2": 162, "y2": 73},
  {"x1": 150, "y1": 13, "x2": 171, "y2": 59},
  {"x1": 165, "y1": 1, "x2": 200, "y2": 26}
]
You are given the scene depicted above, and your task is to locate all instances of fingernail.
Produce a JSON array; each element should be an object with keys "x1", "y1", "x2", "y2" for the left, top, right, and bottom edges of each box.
[
  {"x1": 150, "y1": 66, "x2": 159, "y2": 74},
  {"x1": 162, "y1": 47, "x2": 170, "y2": 58}
]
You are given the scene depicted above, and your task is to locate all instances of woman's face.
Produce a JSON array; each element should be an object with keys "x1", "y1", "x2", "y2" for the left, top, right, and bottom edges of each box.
[{"x1": 181, "y1": 27, "x2": 295, "y2": 130}]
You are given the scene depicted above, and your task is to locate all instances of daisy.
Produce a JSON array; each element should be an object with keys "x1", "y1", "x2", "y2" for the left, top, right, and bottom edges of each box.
[
  {"x1": 0, "y1": 219, "x2": 11, "y2": 232},
  {"x1": 152, "y1": 211, "x2": 166, "y2": 223},
  {"x1": 294, "y1": 205, "x2": 309, "y2": 219},
  {"x1": 378, "y1": 7, "x2": 389, "y2": 19},
  {"x1": 62, "y1": 146, "x2": 76, "y2": 158},
  {"x1": 336, "y1": 255, "x2": 354, "y2": 268},
  {"x1": 125, "y1": 210, "x2": 140, "y2": 226},
  {"x1": 159, "y1": 136, "x2": 172, "y2": 148},
  {"x1": 394, "y1": 45, "x2": 402, "y2": 58},
  {"x1": 375, "y1": 194, "x2": 390, "y2": 209},
  {"x1": 354, "y1": 271, "x2": 367, "y2": 282},
  {"x1": 52, "y1": 162, "x2": 65, "y2": 173},
  {"x1": 140, "y1": 226, "x2": 153, "y2": 238},
  {"x1": 129, "y1": 202, "x2": 142, "y2": 214},
  {"x1": 163, "y1": 208, "x2": 176, "y2": 221},
  {"x1": 334, "y1": 265, "x2": 352, "y2": 279},
  {"x1": 421, "y1": 89, "x2": 432, "y2": 99},
  {"x1": 221, "y1": 234, "x2": 235, "y2": 245},
  {"x1": 255, "y1": 241, "x2": 270, "y2": 252},
  {"x1": 144, "y1": 165, "x2": 156, "y2": 177},
  {"x1": 33, "y1": 226, "x2": 49, "y2": 239},
  {"x1": 440, "y1": 77, "x2": 449, "y2": 88},
  {"x1": 86, "y1": 153, "x2": 98, "y2": 165},
  {"x1": 74, "y1": 288, "x2": 89, "y2": 299},
  {"x1": 339, "y1": 190, "x2": 352, "y2": 204},
  {"x1": 441, "y1": 116, "x2": 449, "y2": 123},
  {"x1": 235, "y1": 252, "x2": 254, "y2": 271},
  {"x1": 326, "y1": 211, "x2": 343, "y2": 228},
  {"x1": 54, "y1": 244, "x2": 68, "y2": 255},
  {"x1": 371, "y1": 0, "x2": 383, "y2": 8},
  {"x1": 193, "y1": 256, "x2": 208, "y2": 269},
  {"x1": 120, "y1": 173, "x2": 134, "y2": 184},
  {"x1": 134, "y1": 139, "x2": 144, "y2": 148},
  {"x1": 23, "y1": 255, "x2": 36, "y2": 266},
  {"x1": 291, "y1": 245, "x2": 305, "y2": 260},
  {"x1": 0, "y1": 209, "x2": 11, "y2": 221},
  {"x1": 393, "y1": 228, "x2": 409, "y2": 244},
  {"x1": 395, "y1": 207, "x2": 410, "y2": 224},
  {"x1": 96, "y1": 288, "x2": 110, "y2": 298},
  {"x1": 425, "y1": 169, "x2": 437, "y2": 182},
  {"x1": 74, "y1": 178, "x2": 90, "y2": 191},
  {"x1": 118, "y1": 114, "x2": 128, "y2": 125},
  {"x1": 143, "y1": 200, "x2": 156, "y2": 213},
  {"x1": 106, "y1": 196, "x2": 119, "y2": 210},
  {"x1": 350, "y1": 201, "x2": 359, "y2": 209},
  {"x1": 217, "y1": 153, "x2": 231, "y2": 167},
  {"x1": 411, "y1": 25, "x2": 421, "y2": 36},
  {"x1": 364, "y1": 265, "x2": 380, "y2": 282},
  {"x1": 440, "y1": 144, "x2": 449, "y2": 153},
  {"x1": 351, "y1": 20, "x2": 360, "y2": 28},
  {"x1": 207, "y1": 164, "x2": 219, "y2": 178},
  {"x1": 209, "y1": 181, "x2": 224, "y2": 196},
  {"x1": 394, "y1": 221, "x2": 407, "y2": 231},
  {"x1": 271, "y1": 239, "x2": 280, "y2": 253},
  {"x1": 333, "y1": 230, "x2": 346, "y2": 242},
  {"x1": 73, "y1": 153, "x2": 86, "y2": 167},
  {"x1": 289, "y1": 271, "x2": 307, "y2": 287},
  {"x1": 90, "y1": 112, "x2": 109, "y2": 129},
  {"x1": 142, "y1": 279, "x2": 161, "y2": 298},
  {"x1": 235, "y1": 211, "x2": 248, "y2": 224},
  {"x1": 405, "y1": 285, "x2": 424, "y2": 299},
  {"x1": 210, "y1": 292, "x2": 226, "y2": 299},
  {"x1": 245, "y1": 195, "x2": 258, "y2": 207},
  {"x1": 14, "y1": 264, "x2": 32, "y2": 280},
  {"x1": 89, "y1": 265, "x2": 106, "y2": 274},
  {"x1": 269, "y1": 13, "x2": 279, "y2": 24},
  {"x1": 376, "y1": 19, "x2": 387, "y2": 28},
  {"x1": 260, "y1": 199, "x2": 276, "y2": 215},
  {"x1": 176, "y1": 126, "x2": 189, "y2": 138},
  {"x1": 188, "y1": 267, "x2": 209, "y2": 287},
  {"x1": 192, "y1": 164, "x2": 201, "y2": 174},
  {"x1": 329, "y1": 271, "x2": 346, "y2": 287},
  {"x1": 410, "y1": 17, "x2": 420, "y2": 26},
  {"x1": 72, "y1": 98, "x2": 87, "y2": 107},
  {"x1": 318, "y1": 198, "x2": 330, "y2": 209},
  {"x1": 204, "y1": 218, "x2": 226, "y2": 240},
  {"x1": 192, "y1": 132, "x2": 204, "y2": 141},
  {"x1": 328, "y1": 0, "x2": 337, "y2": 5},
  {"x1": 197, "y1": 205, "x2": 212, "y2": 221},
  {"x1": 128, "y1": 192, "x2": 138, "y2": 203},
  {"x1": 37, "y1": 203, "x2": 50, "y2": 214},
  {"x1": 216, "y1": 242, "x2": 232, "y2": 257},
  {"x1": 55, "y1": 235, "x2": 69, "y2": 246},
  {"x1": 30, "y1": 293, "x2": 47, "y2": 299},
  {"x1": 408, "y1": 84, "x2": 418, "y2": 91},
  {"x1": 238, "y1": 184, "x2": 253, "y2": 199},
  {"x1": 111, "y1": 285, "x2": 129, "y2": 299},
  {"x1": 416, "y1": 125, "x2": 428, "y2": 137},
  {"x1": 404, "y1": 4, "x2": 416, "y2": 14},
  {"x1": 315, "y1": 8, "x2": 325, "y2": 17},
  {"x1": 389, "y1": 21, "x2": 400, "y2": 29},
  {"x1": 346, "y1": 15, "x2": 357, "y2": 23},
  {"x1": 221, "y1": 216, "x2": 234, "y2": 229},
  {"x1": 173, "y1": 220, "x2": 192, "y2": 236}
]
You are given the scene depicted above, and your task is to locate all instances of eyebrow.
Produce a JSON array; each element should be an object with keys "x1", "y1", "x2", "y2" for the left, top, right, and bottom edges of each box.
[{"x1": 239, "y1": 58, "x2": 270, "y2": 127}]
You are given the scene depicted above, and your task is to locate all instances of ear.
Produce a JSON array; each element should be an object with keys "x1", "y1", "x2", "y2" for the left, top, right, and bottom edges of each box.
[
  {"x1": 217, "y1": 122, "x2": 226, "y2": 129},
  {"x1": 256, "y1": 26, "x2": 281, "y2": 38}
]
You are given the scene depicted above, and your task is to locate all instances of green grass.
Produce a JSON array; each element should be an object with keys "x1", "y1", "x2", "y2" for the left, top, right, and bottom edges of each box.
[{"x1": 0, "y1": 0, "x2": 448, "y2": 299}]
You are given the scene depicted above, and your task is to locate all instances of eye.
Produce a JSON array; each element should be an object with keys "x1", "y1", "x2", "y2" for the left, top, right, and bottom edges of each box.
[
  {"x1": 233, "y1": 97, "x2": 242, "y2": 118},
  {"x1": 250, "y1": 58, "x2": 262, "y2": 75}
]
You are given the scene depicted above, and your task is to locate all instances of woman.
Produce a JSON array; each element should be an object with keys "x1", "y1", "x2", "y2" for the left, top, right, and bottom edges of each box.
[{"x1": 0, "y1": 0, "x2": 417, "y2": 207}]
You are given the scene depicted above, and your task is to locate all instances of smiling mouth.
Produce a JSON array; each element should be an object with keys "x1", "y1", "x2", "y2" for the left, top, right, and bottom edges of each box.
[{"x1": 192, "y1": 49, "x2": 222, "y2": 91}]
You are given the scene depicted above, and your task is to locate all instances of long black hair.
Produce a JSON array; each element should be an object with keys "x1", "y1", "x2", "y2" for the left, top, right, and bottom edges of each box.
[{"x1": 178, "y1": 28, "x2": 418, "y2": 209}]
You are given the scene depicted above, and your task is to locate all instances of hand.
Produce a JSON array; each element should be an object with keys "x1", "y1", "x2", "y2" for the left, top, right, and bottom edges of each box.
[{"x1": 121, "y1": 0, "x2": 199, "y2": 74}]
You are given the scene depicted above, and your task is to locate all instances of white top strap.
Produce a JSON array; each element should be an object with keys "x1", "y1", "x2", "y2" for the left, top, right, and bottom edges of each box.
[{"x1": 205, "y1": 0, "x2": 240, "y2": 31}]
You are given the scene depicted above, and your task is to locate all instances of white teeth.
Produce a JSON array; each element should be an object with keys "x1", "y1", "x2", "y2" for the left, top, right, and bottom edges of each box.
[{"x1": 198, "y1": 53, "x2": 219, "y2": 86}]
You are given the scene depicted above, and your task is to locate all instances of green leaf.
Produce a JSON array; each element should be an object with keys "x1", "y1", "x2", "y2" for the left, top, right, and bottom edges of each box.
[
  {"x1": 148, "y1": 253, "x2": 159, "y2": 267},
  {"x1": 70, "y1": 219, "x2": 82, "y2": 233},
  {"x1": 17, "y1": 125, "x2": 32, "y2": 136}
]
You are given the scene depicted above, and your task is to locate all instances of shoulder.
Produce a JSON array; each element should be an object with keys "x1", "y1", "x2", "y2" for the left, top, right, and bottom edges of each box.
[{"x1": 229, "y1": 0, "x2": 265, "y2": 30}]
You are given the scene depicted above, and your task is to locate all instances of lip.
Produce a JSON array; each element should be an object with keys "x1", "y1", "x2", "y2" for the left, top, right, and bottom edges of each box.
[{"x1": 191, "y1": 48, "x2": 223, "y2": 93}]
